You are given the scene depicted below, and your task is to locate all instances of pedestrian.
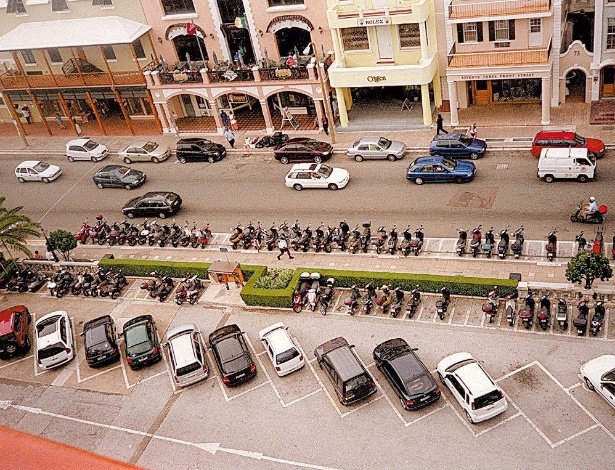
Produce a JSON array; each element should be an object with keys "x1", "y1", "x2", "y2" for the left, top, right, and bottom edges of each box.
[
  {"x1": 45, "y1": 249, "x2": 55, "y2": 261},
  {"x1": 55, "y1": 113, "x2": 66, "y2": 129},
  {"x1": 224, "y1": 127, "x2": 235, "y2": 148},
  {"x1": 321, "y1": 115, "x2": 329, "y2": 135},
  {"x1": 34, "y1": 250, "x2": 44, "y2": 259},
  {"x1": 229, "y1": 111, "x2": 238, "y2": 131},
  {"x1": 468, "y1": 122, "x2": 478, "y2": 139},
  {"x1": 73, "y1": 118, "x2": 82, "y2": 136},
  {"x1": 21, "y1": 106, "x2": 31, "y2": 124},
  {"x1": 220, "y1": 109, "x2": 229, "y2": 128},
  {"x1": 436, "y1": 114, "x2": 448, "y2": 135},
  {"x1": 277, "y1": 237, "x2": 293, "y2": 260}
]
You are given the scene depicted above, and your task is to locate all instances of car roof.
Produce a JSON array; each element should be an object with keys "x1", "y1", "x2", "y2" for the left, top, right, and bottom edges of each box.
[
  {"x1": 35, "y1": 311, "x2": 67, "y2": 346},
  {"x1": 209, "y1": 324, "x2": 242, "y2": 344},
  {"x1": 356, "y1": 136, "x2": 388, "y2": 144},
  {"x1": 83, "y1": 315, "x2": 113, "y2": 331},
  {"x1": 166, "y1": 323, "x2": 197, "y2": 342},
  {"x1": 412, "y1": 156, "x2": 448, "y2": 164},
  {"x1": 168, "y1": 328, "x2": 198, "y2": 368},
  {"x1": 433, "y1": 134, "x2": 463, "y2": 141},
  {"x1": 288, "y1": 163, "x2": 321, "y2": 171},
  {"x1": 178, "y1": 138, "x2": 211, "y2": 144},
  {"x1": 127, "y1": 141, "x2": 154, "y2": 147},
  {"x1": 16, "y1": 161, "x2": 41, "y2": 168},
  {"x1": 326, "y1": 345, "x2": 367, "y2": 382},
  {"x1": 261, "y1": 326, "x2": 295, "y2": 354},
  {"x1": 67, "y1": 138, "x2": 96, "y2": 146},
  {"x1": 455, "y1": 362, "x2": 496, "y2": 395},
  {"x1": 0, "y1": 305, "x2": 28, "y2": 336},
  {"x1": 123, "y1": 315, "x2": 153, "y2": 331},
  {"x1": 534, "y1": 130, "x2": 576, "y2": 139},
  {"x1": 97, "y1": 165, "x2": 123, "y2": 172}
]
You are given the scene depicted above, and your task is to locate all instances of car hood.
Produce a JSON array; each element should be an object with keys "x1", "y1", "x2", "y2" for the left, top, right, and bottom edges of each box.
[
  {"x1": 123, "y1": 170, "x2": 145, "y2": 182},
  {"x1": 40, "y1": 165, "x2": 62, "y2": 176},
  {"x1": 149, "y1": 146, "x2": 170, "y2": 157},
  {"x1": 330, "y1": 168, "x2": 349, "y2": 182},
  {"x1": 470, "y1": 138, "x2": 487, "y2": 150},
  {"x1": 388, "y1": 141, "x2": 407, "y2": 154},
  {"x1": 91, "y1": 145, "x2": 108, "y2": 156},
  {"x1": 456, "y1": 161, "x2": 476, "y2": 172},
  {"x1": 581, "y1": 355, "x2": 615, "y2": 382},
  {"x1": 585, "y1": 137, "x2": 605, "y2": 153}
]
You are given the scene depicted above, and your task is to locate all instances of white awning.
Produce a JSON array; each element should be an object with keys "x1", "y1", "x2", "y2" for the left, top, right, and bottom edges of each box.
[{"x1": 0, "y1": 16, "x2": 151, "y2": 52}]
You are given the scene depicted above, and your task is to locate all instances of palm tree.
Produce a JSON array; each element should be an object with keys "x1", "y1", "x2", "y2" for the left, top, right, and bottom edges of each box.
[{"x1": 0, "y1": 196, "x2": 41, "y2": 260}]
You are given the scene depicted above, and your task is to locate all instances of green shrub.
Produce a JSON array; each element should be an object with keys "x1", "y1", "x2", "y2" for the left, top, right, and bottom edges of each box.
[{"x1": 253, "y1": 268, "x2": 294, "y2": 289}]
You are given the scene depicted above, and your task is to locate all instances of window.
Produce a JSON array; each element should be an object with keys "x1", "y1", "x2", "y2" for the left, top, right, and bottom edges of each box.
[
  {"x1": 6, "y1": 0, "x2": 26, "y2": 14},
  {"x1": 463, "y1": 23, "x2": 478, "y2": 42},
  {"x1": 530, "y1": 18, "x2": 541, "y2": 33},
  {"x1": 608, "y1": 18, "x2": 615, "y2": 50},
  {"x1": 399, "y1": 24, "x2": 420, "y2": 48},
  {"x1": 102, "y1": 45, "x2": 116, "y2": 60},
  {"x1": 341, "y1": 27, "x2": 369, "y2": 51},
  {"x1": 132, "y1": 38, "x2": 146, "y2": 59},
  {"x1": 21, "y1": 50, "x2": 36, "y2": 65},
  {"x1": 161, "y1": 0, "x2": 195, "y2": 15},
  {"x1": 47, "y1": 48, "x2": 62, "y2": 64},
  {"x1": 52, "y1": 0, "x2": 68, "y2": 11},
  {"x1": 494, "y1": 20, "x2": 509, "y2": 41},
  {"x1": 268, "y1": 0, "x2": 303, "y2": 5}
]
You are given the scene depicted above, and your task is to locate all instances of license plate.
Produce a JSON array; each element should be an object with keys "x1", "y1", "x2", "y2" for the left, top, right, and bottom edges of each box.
[
  {"x1": 235, "y1": 373, "x2": 245, "y2": 379},
  {"x1": 420, "y1": 396, "x2": 429, "y2": 402}
]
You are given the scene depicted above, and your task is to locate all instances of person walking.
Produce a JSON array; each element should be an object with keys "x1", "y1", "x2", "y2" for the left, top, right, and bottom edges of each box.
[
  {"x1": 277, "y1": 237, "x2": 294, "y2": 260},
  {"x1": 436, "y1": 114, "x2": 448, "y2": 135},
  {"x1": 468, "y1": 122, "x2": 478, "y2": 139},
  {"x1": 21, "y1": 106, "x2": 31, "y2": 124},
  {"x1": 73, "y1": 117, "x2": 82, "y2": 136},
  {"x1": 321, "y1": 115, "x2": 329, "y2": 135},
  {"x1": 229, "y1": 111, "x2": 239, "y2": 131},
  {"x1": 220, "y1": 109, "x2": 229, "y2": 128},
  {"x1": 223, "y1": 127, "x2": 235, "y2": 148},
  {"x1": 55, "y1": 113, "x2": 66, "y2": 129}
]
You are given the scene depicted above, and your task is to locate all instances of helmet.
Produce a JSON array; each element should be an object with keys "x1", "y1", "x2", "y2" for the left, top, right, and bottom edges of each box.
[
  {"x1": 96, "y1": 214, "x2": 103, "y2": 220},
  {"x1": 589, "y1": 197, "x2": 596, "y2": 202}
]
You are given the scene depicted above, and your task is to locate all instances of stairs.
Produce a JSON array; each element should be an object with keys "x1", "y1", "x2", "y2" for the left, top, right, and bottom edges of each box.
[{"x1": 589, "y1": 100, "x2": 615, "y2": 125}]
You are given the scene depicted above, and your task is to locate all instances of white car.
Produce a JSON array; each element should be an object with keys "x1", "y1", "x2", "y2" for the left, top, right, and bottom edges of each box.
[
  {"x1": 164, "y1": 323, "x2": 208, "y2": 387},
  {"x1": 66, "y1": 138, "x2": 108, "y2": 162},
  {"x1": 437, "y1": 352, "x2": 508, "y2": 423},
  {"x1": 118, "y1": 141, "x2": 171, "y2": 164},
  {"x1": 285, "y1": 163, "x2": 349, "y2": 191},
  {"x1": 347, "y1": 136, "x2": 407, "y2": 162},
  {"x1": 35, "y1": 311, "x2": 74, "y2": 370},
  {"x1": 259, "y1": 322, "x2": 304, "y2": 376},
  {"x1": 580, "y1": 355, "x2": 615, "y2": 409},
  {"x1": 15, "y1": 160, "x2": 62, "y2": 183}
]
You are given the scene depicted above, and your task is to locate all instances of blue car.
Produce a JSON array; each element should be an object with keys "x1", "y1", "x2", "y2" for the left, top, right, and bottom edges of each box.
[
  {"x1": 429, "y1": 134, "x2": 487, "y2": 160},
  {"x1": 406, "y1": 156, "x2": 476, "y2": 185}
]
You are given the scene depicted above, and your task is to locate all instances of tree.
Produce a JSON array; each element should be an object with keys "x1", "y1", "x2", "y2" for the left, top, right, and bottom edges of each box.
[
  {"x1": 566, "y1": 252, "x2": 613, "y2": 289},
  {"x1": 0, "y1": 196, "x2": 41, "y2": 260},
  {"x1": 48, "y1": 230, "x2": 77, "y2": 262}
]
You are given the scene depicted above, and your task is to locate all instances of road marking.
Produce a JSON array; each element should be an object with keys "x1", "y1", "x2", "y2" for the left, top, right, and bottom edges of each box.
[{"x1": 0, "y1": 354, "x2": 33, "y2": 370}]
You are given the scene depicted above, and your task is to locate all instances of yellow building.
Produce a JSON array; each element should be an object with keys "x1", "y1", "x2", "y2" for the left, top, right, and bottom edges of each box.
[{"x1": 326, "y1": 0, "x2": 441, "y2": 128}]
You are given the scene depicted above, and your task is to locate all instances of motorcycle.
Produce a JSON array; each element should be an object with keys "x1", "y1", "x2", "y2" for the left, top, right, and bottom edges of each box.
[
  {"x1": 545, "y1": 229, "x2": 557, "y2": 261},
  {"x1": 344, "y1": 285, "x2": 361, "y2": 315},
  {"x1": 153, "y1": 275, "x2": 174, "y2": 302},
  {"x1": 482, "y1": 227, "x2": 495, "y2": 258},
  {"x1": 399, "y1": 225, "x2": 412, "y2": 257},
  {"x1": 573, "y1": 300, "x2": 589, "y2": 336},
  {"x1": 312, "y1": 225, "x2": 327, "y2": 253},
  {"x1": 230, "y1": 223, "x2": 244, "y2": 249},
  {"x1": 388, "y1": 224, "x2": 398, "y2": 255},
  {"x1": 138, "y1": 219, "x2": 151, "y2": 246},
  {"x1": 482, "y1": 287, "x2": 499, "y2": 323},
  {"x1": 555, "y1": 298, "x2": 568, "y2": 330},
  {"x1": 347, "y1": 225, "x2": 361, "y2": 254},
  {"x1": 361, "y1": 222, "x2": 371, "y2": 253},
  {"x1": 406, "y1": 285, "x2": 421, "y2": 318},
  {"x1": 469, "y1": 225, "x2": 482, "y2": 258},
  {"x1": 408, "y1": 225, "x2": 424, "y2": 256},
  {"x1": 390, "y1": 288, "x2": 404, "y2": 318},
  {"x1": 336, "y1": 220, "x2": 350, "y2": 251},
  {"x1": 497, "y1": 225, "x2": 510, "y2": 259},
  {"x1": 590, "y1": 300, "x2": 605, "y2": 336},
  {"x1": 592, "y1": 227, "x2": 604, "y2": 255},
  {"x1": 455, "y1": 228, "x2": 468, "y2": 256},
  {"x1": 435, "y1": 287, "x2": 450, "y2": 320},
  {"x1": 575, "y1": 231, "x2": 591, "y2": 255},
  {"x1": 570, "y1": 202, "x2": 606, "y2": 224},
  {"x1": 537, "y1": 293, "x2": 551, "y2": 331},
  {"x1": 175, "y1": 276, "x2": 200, "y2": 305},
  {"x1": 369, "y1": 225, "x2": 387, "y2": 254},
  {"x1": 27, "y1": 271, "x2": 48, "y2": 293},
  {"x1": 362, "y1": 284, "x2": 375, "y2": 315},
  {"x1": 511, "y1": 226, "x2": 525, "y2": 259},
  {"x1": 265, "y1": 224, "x2": 279, "y2": 251},
  {"x1": 73, "y1": 220, "x2": 91, "y2": 244},
  {"x1": 519, "y1": 291, "x2": 535, "y2": 329},
  {"x1": 195, "y1": 222, "x2": 212, "y2": 249},
  {"x1": 505, "y1": 292, "x2": 518, "y2": 326},
  {"x1": 375, "y1": 285, "x2": 392, "y2": 315},
  {"x1": 319, "y1": 278, "x2": 335, "y2": 316},
  {"x1": 306, "y1": 287, "x2": 319, "y2": 311}
]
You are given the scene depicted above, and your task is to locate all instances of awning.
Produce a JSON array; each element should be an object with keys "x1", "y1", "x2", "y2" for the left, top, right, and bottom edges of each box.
[
  {"x1": 0, "y1": 16, "x2": 151, "y2": 52},
  {"x1": 266, "y1": 15, "x2": 313, "y2": 34}
]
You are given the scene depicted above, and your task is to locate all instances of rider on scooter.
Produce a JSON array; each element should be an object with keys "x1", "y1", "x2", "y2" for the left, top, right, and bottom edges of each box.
[{"x1": 581, "y1": 196, "x2": 598, "y2": 219}]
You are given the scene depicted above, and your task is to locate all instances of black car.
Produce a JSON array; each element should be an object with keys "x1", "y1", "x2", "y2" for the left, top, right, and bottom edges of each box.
[
  {"x1": 82, "y1": 315, "x2": 120, "y2": 367},
  {"x1": 122, "y1": 315, "x2": 161, "y2": 370},
  {"x1": 373, "y1": 338, "x2": 441, "y2": 411},
  {"x1": 92, "y1": 165, "x2": 146, "y2": 190},
  {"x1": 209, "y1": 324, "x2": 256, "y2": 387},
  {"x1": 273, "y1": 138, "x2": 333, "y2": 164},
  {"x1": 176, "y1": 138, "x2": 226, "y2": 163},
  {"x1": 121, "y1": 191, "x2": 182, "y2": 219}
]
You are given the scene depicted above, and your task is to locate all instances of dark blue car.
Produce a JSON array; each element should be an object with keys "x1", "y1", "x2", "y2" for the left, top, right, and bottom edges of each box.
[
  {"x1": 429, "y1": 134, "x2": 487, "y2": 160},
  {"x1": 406, "y1": 156, "x2": 476, "y2": 185}
]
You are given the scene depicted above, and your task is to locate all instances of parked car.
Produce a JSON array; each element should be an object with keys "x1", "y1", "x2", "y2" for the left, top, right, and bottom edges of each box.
[
  {"x1": 121, "y1": 191, "x2": 182, "y2": 219},
  {"x1": 285, "y1": 163, "x2": 349, "y2": 191},
  {"x1": 164, "y1": 323, "x2": 208, "y2": 387},
  {"x1": 119, "y1": 141, "x2": 171, "y2": 164},
  {"x1": 258, "y1": 322, "x2": 304, "y2": 377},
  {"x1": 580, "y1": 355, "x2": 615, "y2": 409},
  {"x1": 66, "y1": 138, "x2": 108, "y2": 162},
  {"x1": 274, "y1": 138, "x2": 333, "y2": 164},
  {"x1": 0, "y1": 305, "x2": 31, "y2": 359},
  {"x1": 373, "y1": 338, "x2": 441, "y2": 411},
  {"x1": 92, "y1": 165, "x2": 146, "y2": 190},
  {"x1": 314, "y1": 336, "x2": 377, "y2": 405},
  {"x1": 429, "y1": 134, "x2": 487, "y2": 160},
  {"x1": 347, "y1": 136, "x2": 407, "y2": 162},
  {"x1": 35, "y1": 310, "x2": 74, "y2": 370},
  {"x1": 122, "y1": 315, "x2": 161, "y2": 370},
  {"x1": 15, "y1": 161, "x2": 62, "y2": 183},
  {"x1": 531, "y1": 130, "x2": 605, "y2": 159},
  {"x1": 81, "y1": 315, "x2": 120, "y2": 368},
  {"x1": 176, "y1": 138, "x2": 226, "y2": 163},
  {"x1": 406, "y1": 156, "x2": 476, "y2": 185},
  {"x1": 437, "y1": 352, "x2": 508, "y2": 423},
  {"x1": 209, "y1": 324, "x2": 256, "y2": 387}
]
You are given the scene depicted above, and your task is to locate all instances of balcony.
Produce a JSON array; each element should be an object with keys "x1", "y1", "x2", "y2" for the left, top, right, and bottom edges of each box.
[
  {"x1": 448, "y1": 0, "x2": 551, "y2": 19},
  {"x1": 448, "y1": 40, "x2": 552, "y2": 68},
  {"x1": 0, "y1": 70, "x2": 145, "y2": 90}
]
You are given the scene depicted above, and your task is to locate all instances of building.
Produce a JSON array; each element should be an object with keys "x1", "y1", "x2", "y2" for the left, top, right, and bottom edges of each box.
[
  {"x1": 326, "y1": 0, "x2": 442, "y2": 128},
  {"x1": 140, "y1": 0, "x2": 334, "y2": 134},
  {"x1": 0, "y1": 0, "x2": 161, "y2": 136}
]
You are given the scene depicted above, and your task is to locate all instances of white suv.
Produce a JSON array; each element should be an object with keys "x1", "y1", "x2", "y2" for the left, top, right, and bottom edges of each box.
[
  {"x1": 284, "y1": 163, "x2": 349, "y2": 191},
  {"x1": 259, "y1": 322, "x2": 304, "y2": 376},
  {"x1": 164, "y1": 324, "x2": 208, "y2": 387},
  {"x1": 437, "y1": 352, "x2": 507, "y2": 423},
  {"x1": 35, "y1": 311, "x2": 74, "y2": 370}
]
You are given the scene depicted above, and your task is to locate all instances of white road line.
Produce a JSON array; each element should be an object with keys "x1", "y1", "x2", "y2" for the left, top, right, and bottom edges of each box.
[
  {"x1": 473, "y1": 412, "x2": 523, "y2": 438},
  {"x1": 78, "y1": 364, "x2": 123, "y2": 383},
  {"x1": 0, "y1": 354, "x2": 33, "y2": 370},
  {"x1": 305, "y1": 353, "x2": 342, "y2": 417}
]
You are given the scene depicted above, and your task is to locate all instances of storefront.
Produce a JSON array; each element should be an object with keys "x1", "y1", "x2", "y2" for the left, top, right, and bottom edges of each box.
[{"x1": 468, "y1": 78, "x2": 541, "y2": 105}]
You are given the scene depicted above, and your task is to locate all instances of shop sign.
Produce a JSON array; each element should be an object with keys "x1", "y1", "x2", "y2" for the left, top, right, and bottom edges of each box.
[
  {"x1": 461, "y1": 72, "x2": 537, "y2": 80},
  {"x1": 358, "y1": 17, "x2": 391, "y2": 26},
  {"x1": 367, "y1": 75, "x2": 386, "y2": 82},
  {"x1": 222, "y1": 70, "x2": 239, "y2": 81},
  {"x1": 275, "y1": 69, "x2": 292, "y2": 79},
  {"x1": 173, "y1": 72, "x2": 189, "y2": 82}
]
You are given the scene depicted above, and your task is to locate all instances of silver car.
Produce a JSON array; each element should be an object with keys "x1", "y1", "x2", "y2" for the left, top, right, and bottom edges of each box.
[
  {"x1": 347, "y1": 136, "x2": 407, "y2": 162},
  {"x1": 119, "y1": 141, "x2": 171, "y2": 164}
]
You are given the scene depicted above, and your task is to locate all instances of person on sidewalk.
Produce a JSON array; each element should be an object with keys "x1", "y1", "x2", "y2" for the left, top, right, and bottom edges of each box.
[
  {"x1": 436, "y1": 114, "x2": 448, "y2": 135},
  {"x1": 55, "y1": 113, "x2": 66, "y2": 130},
  {"x1": 73, "y1": 117, "x2": 82, "y2": 136},
  {"x1": 21, "y1": 106, "x2": 31, "y2": 124},
  {"x1": 229, "y1": 111, "x2": 239, "y2": 131},
  {"x1": 321, "y1": 116, "x2": 329, "y2": 135},
  {"x1": 468, "y1": 122, "x2": 478, "y2": 139},
  {"x1": 220, "y1": 110, "x2": 229, "y2": 128},
  {"x1": 277, "y1": 237, "x2": 294, "y2": 260},
  {"x1": 224, "y1": 127, "x2": 235, "y2": 148}
]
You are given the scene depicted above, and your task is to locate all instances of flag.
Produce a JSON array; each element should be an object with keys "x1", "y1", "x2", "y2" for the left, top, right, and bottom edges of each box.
[
  {"x1": 234, "y1": 16, "x2": 248, "y2": 29},
  {"x1": 186, "y1": 22, "x2": 197, "y2": 36}
]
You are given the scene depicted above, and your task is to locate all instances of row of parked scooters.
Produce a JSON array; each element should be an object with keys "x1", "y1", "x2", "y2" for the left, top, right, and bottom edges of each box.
[
  {"x1": 74, "y1": 216, "x2": 212, "y2": 249},
  {"x1": 139, "y1": 272, "x2": 204, "y2": 304},
  {"x1": 46, "y1": 268, "x2": 128, "y2": 298}
]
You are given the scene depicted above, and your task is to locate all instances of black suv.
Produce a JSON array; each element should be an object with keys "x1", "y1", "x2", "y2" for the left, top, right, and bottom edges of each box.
[
  {"x1": 314, "y1": 337, "x2": 377, "y2": 405},
  {"x1": 176, "y1": 138, "x2": 226, "y2": 163},
  {"x1": 121, "y1": 191, "x2": 182, "y2": 219},
  {"x1": 82, "y1": 315, "x2": 120, "y2": 367}
]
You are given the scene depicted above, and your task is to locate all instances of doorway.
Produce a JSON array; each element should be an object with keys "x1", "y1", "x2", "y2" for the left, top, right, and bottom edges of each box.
[
  {"x1": 275, "y1": 27, "x2": 311, "y2": 58},
  {"x1": 601, "y1": 66, "x2": 614, "y2": 98},
  {"x1": 565, "y1": 69, "x2": 586, "y2": 102}
]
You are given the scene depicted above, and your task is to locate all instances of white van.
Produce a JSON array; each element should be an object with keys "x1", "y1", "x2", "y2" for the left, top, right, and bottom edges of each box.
[{"x1": 537, "y1": 147, "x2": 595, "y2": 183}]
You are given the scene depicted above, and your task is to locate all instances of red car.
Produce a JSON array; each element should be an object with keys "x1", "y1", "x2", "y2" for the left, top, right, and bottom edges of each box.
[
  {"x1": 0, "y1": 305, "x2": 31, "y2": 359},
  {"x1": 531, "y1": 131, "x2": 605, "y2": 159}
]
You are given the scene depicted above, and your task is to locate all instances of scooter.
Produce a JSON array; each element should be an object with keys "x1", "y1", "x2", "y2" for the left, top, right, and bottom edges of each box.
[
  {"x1": 545, "y1": 229, "x2": 557, "y2": 261},
  {"x1": 537, "y1": 293, "x2": 551, "y2": 331},
  {"x1": 362, "y1": 283, "x2": 376, "y2": 315},
  {"x1": 497, "y1": 225, "x2": 510, "y2": 259},
  {"x1": 482, "y1": 227, "x2": 495, "y2": 258},
  {"x1": 482, "y1": 287, "x2": 499, "y2": 323},
  {"x1": 511, "y1": 226, "x2": 525, "y2": 259},
  {"x1": 455, "y1": 228, "x2": 468, "y2": 256},
  {"x1": 370, "y1": 226, "x2": 387, "y2": 254},
  {"x1": 519, "y1": 291, "x2": 535, "y2": 329},
  {"x1": 406, "y1": 285, "x2": 421, "y2": 318},
  {"x1": 556, "y1": 298, "x2": 568, "y2": 330},
  {"x1": 361, "y1": 222, "x2": 371, "y2": 253},
  {"x1": 375, "y1": 285, "x2": 392, "y2": 315},
  {"x1": 469, "y1": 225, "x2": 482, "y2": 258},
  {"x1": 390, "y1": 288, "x2": 404, "y2": 318},
  {"x1": 590, "y1": 300, "x2": 605, "y2": 336},
  {"x1": 344, "y1": 285, "x2": 361, "y2": 315},
  {"x1": 399, "y1": 226, "x2": 412, "y2": 256},
  {"x1": 505, "y1": 292, "x2": 518, "y2": 326},
  {"x1": 230, "y1": 223, "x2": 244, "y2": 250},
  {"x1": 573, "y1": 300, "x2": 589, "y2": 336},
  {"x1": 388, "y1": 225, "x2": 398, "y2": 255},
  {"x1": 292, "y1": 289, "x2": 304, "y2": 313},
  {"x1": 319, "y1": 278, "x2": 335, "y2": 316},
  {"x1": 575, "y1": 231, "x2": 591, "y2": 254},
  {"x1": 347, "y1": 225, "x2": 361, "y2": 254},
  {"x1": 435, "y1": 287, "x2": 450, "y2": 320},
  {"x1": 570, "y1": 203, "x2": 606, "y2": 224},
  {"x1": 408, "y1": 225, "x2": 424, "y2": 256},
  {"x1": 592, "y1": 227, "x2": 604, "y2": 255},
  {"x1": 306, "y1": 287, "x2": 319, "y2": 311}
]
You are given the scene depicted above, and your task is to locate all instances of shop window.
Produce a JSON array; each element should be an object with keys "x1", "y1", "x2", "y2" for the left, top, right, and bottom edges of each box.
[
  {"x1": 6, "y1": 0, "x2": 26, "y2": 14},
  {"x1": 268, "y1": 0, "x2": 304, "y2": 5},
  {"x1": 161, "y1": 0, "x2": 196, "y2": 15},
  {"x1": 102, "y1": 45, "x2": 116, "y2": 61},
  {"x1": 52, "y1": 0, "x2": 69, "y2": 11},
  {"x1": 133, "y1": 39, "x2": 146, "y2": 59},
  {"x1": 399, "y1": 24, "x2": 420, "y2": 48},
  {"x1": 491, "y1": 78, "x2": 540, "y2": 102},
  {"x1": 341, "y1": 27, "x2": 369, "y2": 51},
  {"x1": 607, "y1": 18, "x2": 615, "y2": 50},
  {"x1": 489, "y1": 20, "x2": 515, "y2": 42},
  {"x1": 530, "y1": 18, "x2": 541, "y2": 33},
  {"x1": 21, "y1": 50, "x2": 36, "y2": 65},
  {"x1": 47, "y1": 48, "x2": 62, "y2": 64},
  {"x1": 457, "y1": 23, "x2": 483, "y2": 43}
]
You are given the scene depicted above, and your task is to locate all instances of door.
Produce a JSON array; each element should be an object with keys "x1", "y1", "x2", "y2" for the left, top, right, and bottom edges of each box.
[
  {"x1": 599, "y1": 382, "x2": 615, "y2": 408},
  {"x1": 375, "y1": 26, "x2": 393, "y2": 61},
  {"x1": 528, "y1": 19, "x2": 542, "y2": 47},
  {"x1": 181, "y1": 95, "x2": 196, "y2": 117},
  {"x1": 474, "y1": 81, "x2": 490, "y2": 105}
]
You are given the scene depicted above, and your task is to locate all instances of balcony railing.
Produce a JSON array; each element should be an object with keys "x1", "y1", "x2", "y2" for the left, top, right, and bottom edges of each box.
[
  {"x1": 259, "y1": 67, "x2": 309, "y2": 80},
  {"x1": 448, "y1": 0, "x2": 551, "y2": 19},
  {"x1": 208, "y1": 69, "x2": 256, "y2": 83},
  {"x1": 0, "y1": 70, "x2": 145, "y2": 90},
  {"x1": 448, "y1": 40, "x2": 552, "y2": 68}
]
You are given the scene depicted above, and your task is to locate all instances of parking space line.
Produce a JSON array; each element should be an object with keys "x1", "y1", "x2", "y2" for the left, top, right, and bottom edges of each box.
[
  {"x1": 463, "y1": 308, "x2": 470, "y2": 326},
  {"x1": 448, "y1": 307, "x2": 455, "y2": 325},
  {"x1": 137, "y1": 370, "x2": 168, "y2": 387},
  {"x1": 305, "y1": 353, "x2": 342, "y2": 417},
  {"x1": 368, "y1": 364, "x2": 406, "y2": 425},
  {"x1": 473, "y1": 411, "x2": 523, "y2": 438},
  {"x1": 402, "y1": 403, "x2": 450, "y2": 428},
  {"x1": 0, "y1": 354, "x2": 33, "y2": 370},
  {"x1": 78, "y1": 364, "x2": 122, "y2": 383}
]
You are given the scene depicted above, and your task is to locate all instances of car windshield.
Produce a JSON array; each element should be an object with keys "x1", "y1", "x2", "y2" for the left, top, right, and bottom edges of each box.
[
  {"x1": 304, "y1": 140, "x2": 322, "y2": 150},
  {"x1": 441, "y1": 158, "x2": 458, "y2": 170},
  {"x1": 377, "y1": 137, "x2": 392, "y2": 149},
  {"x1": 345, "y1": 374, "x2": 372, "y2": 394},
  {"x1": 38, "y1": 343, "x2": 65, "y2": 359},
  {"x1": 575, "y1": 134, "x2": 586, "y2": 146},
  {"x1": 603, "y1": 369, "x2": 615, "y2": 382},
  {"x1": 113, "y1": 167, "x2": 131, "y2": 177},
  {"x1": 459, "y1": 136, "x2": 473, "y2": 145},
  {"x1": 474, "y1": 390, "x2": 503, "y2": 409},
  {"x1": 125, "y1": 325, "x2": 151, "y2": 352},
  {"x1": 142, "y1": 141, "x2": 158, "y2": 152},
  {"x1": 177, "y1": 362, "x2": 201, "y2": 376},
  {"x1": 36, "y1": 317, "x2": 59, "y2": 336},
  {"x1": 217, "y1": 337, "x2": 249, "y2": 372},
  {"x1": 276, "y1": 348, "x2": 300, "y2": 365},
  {"x1": 84, "y1": 140, "x2": 99, "y2": 151},
  {"x1": 166, "y1": 193, "x2": 178, "y2": 203},
  {"x1": 33, "y1": 162, "x2": 50, "y2": 172},
  {"x1": 317, "y1": 165, "x2": 333, "y2": 178}
]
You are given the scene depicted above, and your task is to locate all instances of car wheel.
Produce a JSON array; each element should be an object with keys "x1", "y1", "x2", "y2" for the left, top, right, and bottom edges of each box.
[
  {"x1": 4, "y1": 342, "x2": 18, "y2": 355},
  {"x1": 465, "y1": 411, "x2": 475, "y2": 424},
  {"x1": 454, "y1": 176, "x2": 464, "y2": 184},
  {"x1": 42, "y1": 177, "x2": 50, "y2": 184},
  {"x1": 17, "y1": 177, "x2": 25, "y2": 183},
  {"x1": 328, "y1": 183, "x2": 339, "y2": 191},
  {"x1": 24, "y1": 336, "x2": 31, "y2": 352},
  {"x1": 178, "y1": 157, "x2": 187, "y2": 164},
  {"x1": 354, "y1": 155, "x2": 364, "y2": 162},
  {"x1": 158, "y1": 212, "x2": 167, "y2": 219},
  {"x1": 578, "y1": 175, "x2": 589, "y2": 183},
  {"x1": 125, "y1": 184, "x2": 133, "y2": 190},
  {"x1": 387, "y1": 154, "x2": 396, "y2": 162},
  {"x1": 126, "y1": 212, "x2": 135, "y2": 219},
  {"x1": 207, "y1": 156, "x2": 215, "y2": 163},
  {"x1": 280, "y1": 156, "x2": 289, "y2": 164},
  {"x1": 255, "y1": 142, "x2": 264, "y2": 149},
  {"x1": 124, "y1": 157, "x2": 132, "y2": 164},
  {"x1": 543, "y1": 175, "x2": 554, "y2": 183},
  {"x1": 584, "y1": 377, "x2": 595, "y2": 391},
  {"x1": 96, "y1": 182, "x2": 104, "y2": 189},
  {"x1": 313, "y1": 156, "x2": 323, "y2": 163},
  {"x1": 470, "y1": 153, "x2": 479, "y2": 160},
  {"x1": 67, "y1": 156, "x2": 75, "y2": 162},
  {"x1": 293, "y1": 184, "x2": 303, "y2": 191},
  {"x1": 152, "y1": 157, "x2": 160, "y2": 164},
  {"x1": 414, "y1": 177, "x2": 424, "y2": 185}
]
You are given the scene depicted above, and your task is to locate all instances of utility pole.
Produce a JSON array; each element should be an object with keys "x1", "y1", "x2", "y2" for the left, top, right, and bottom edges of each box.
[{"x1": 317, "y1": 57, "x2": 336, "y2": 144}]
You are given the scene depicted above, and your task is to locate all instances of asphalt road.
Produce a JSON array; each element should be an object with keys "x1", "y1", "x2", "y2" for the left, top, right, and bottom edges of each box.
[{"x1": 0, "y1": 150, "x2": 613, "y2": 241}]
